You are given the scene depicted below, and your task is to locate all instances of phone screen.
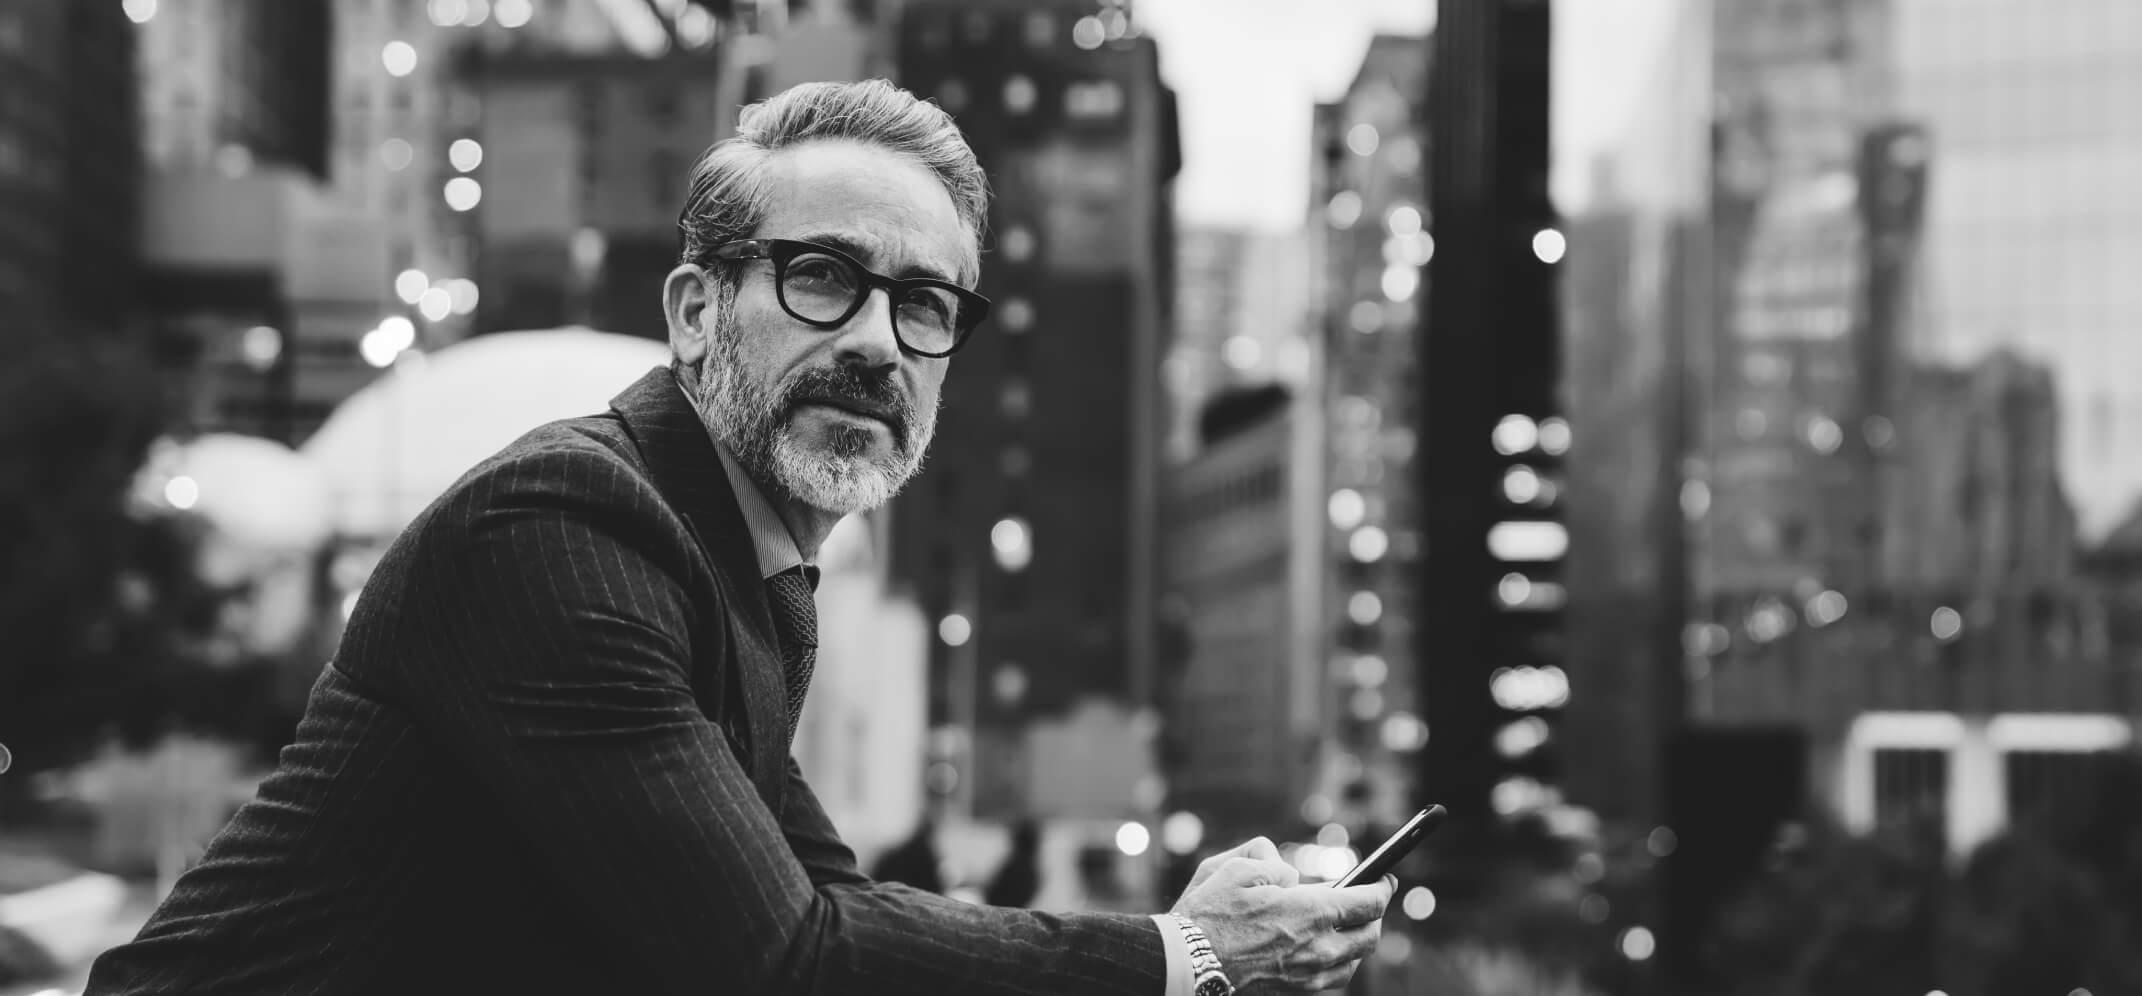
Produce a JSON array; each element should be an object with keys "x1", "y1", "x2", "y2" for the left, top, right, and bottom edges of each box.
[{"x1": 1330, "y1": 804, "x2": 1448, "y2": 887}]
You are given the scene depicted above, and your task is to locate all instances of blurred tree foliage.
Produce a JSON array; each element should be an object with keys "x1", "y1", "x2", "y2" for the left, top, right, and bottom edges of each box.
[
  {"x1": 0, "y1": 329, "x2": 165, "y2": 787},
  {"x1": 1705, "y1": 752, "x2": 2142, "y2": 996}
]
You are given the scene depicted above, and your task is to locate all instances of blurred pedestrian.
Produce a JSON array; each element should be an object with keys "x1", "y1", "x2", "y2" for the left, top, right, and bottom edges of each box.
[
  {"x1": 870, "y1": 817, "x2": 945, "y2": 895},
  {"x1": 984, "y1": 817, "x2": 1043, "y2": 908},
  {"x1": 86, "y1": 79, "x2": 1394, "y2": 996}
]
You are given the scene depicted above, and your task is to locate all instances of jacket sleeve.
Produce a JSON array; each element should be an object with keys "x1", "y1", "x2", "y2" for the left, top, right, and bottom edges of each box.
[
  {"x1": 777, "y1": 756, "x2": 870, "y2": 889},
  {"x1": 375, "y1": 447, "x2": 1168, "y2": 996}
]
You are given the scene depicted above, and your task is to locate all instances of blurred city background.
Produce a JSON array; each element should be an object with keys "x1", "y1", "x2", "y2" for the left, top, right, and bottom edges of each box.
[{"x1": 2, "y1": 0, "x2": 2140, "y2": 994}]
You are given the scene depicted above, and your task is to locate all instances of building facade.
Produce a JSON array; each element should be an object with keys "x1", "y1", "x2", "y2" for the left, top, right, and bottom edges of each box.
[
  {"x1": 1159, "y1": 391, "x2": 1329, "y2": 846},
  {"x1": 454, "y1": 1, "x2": 886, "y2": 340},
  {"x1": 0, "y1": 0, "x2": 142, "y2": 340},
  {"x1": 890, "y1": 0, "x2": 1179, "y2": 823},
  {"x1": 1555, "y1": 0, "x2": 2142, "y2": 978},
  {"x1": 131, "y1": 0, "x2": 344, "y2": 442},
  {"x1": 1164, "y1": 226, "x2": 1315, "y2": 463},
  {"x1": 1308, "y1": 34, "x2": 1433, "y2": 833}
]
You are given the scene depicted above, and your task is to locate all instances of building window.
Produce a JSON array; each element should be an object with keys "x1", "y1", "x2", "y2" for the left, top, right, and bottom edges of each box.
[
  {"x1": 936, "y1": 78, "x2": 970, "y2": 114},
  {"x1": 1065, "y1": 80, "x2": 1124, "y2": 121},
  {"x1": 912, "y1": 11, "x2": 949, "y2": 51},
  {"x1": 1023, "y1": 11, "x2": 1056, "y2": 48},
  {"x1": 998, "y1": 296, "x2": 1034, "y2": 334},
  {"x1": 2006, "y1": 747, "x2": 2120, "y2": 826},
  {"x1": 1000, "y1": 447, "x2": 1030, "y2": 478},
  {"x1": 576, "y1": 80, "x2": 603, "y2": 128},
  {"x1": 1002, "y1": 74, "x2": 1038, "y2": 116},
  {"x1": 960, "y1": 9, "x2": 993, "y2": 45},
  {"x1": 1872, "y1": 747, "x2": 1947, "y2": 833}
]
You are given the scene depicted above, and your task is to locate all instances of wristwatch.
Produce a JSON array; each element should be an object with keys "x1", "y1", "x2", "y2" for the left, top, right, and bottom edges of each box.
[{"x1": 1166, "y1": 913, "x2": 1235, "y2": 996}]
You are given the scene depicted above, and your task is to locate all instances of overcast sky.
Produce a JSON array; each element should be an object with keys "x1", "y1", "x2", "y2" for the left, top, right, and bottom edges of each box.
[{"x1": 1137, "y1": 0, "x2": 1676, "y2": 230}]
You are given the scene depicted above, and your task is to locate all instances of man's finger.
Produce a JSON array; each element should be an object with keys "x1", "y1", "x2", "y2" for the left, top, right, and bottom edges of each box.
[
  {"x1": 1336, "y1": 919, "x2": 1381, "y2": 963},
  {"x1": 1309, "y1": 962, "x2": 1362, "y2": 993},
  {"x1": 1238, "y1": 836, "x2": 1281, "y2": 863},
  {"x1": 1209, "y1": 836, "x2": 1275, "y2": 863},
  {"x1": 1266, "y1": 857, "x2": 1301, "y2": 888},
  {"x1": 1324, "y1": 880, "x2": 1396, "y2": 925},
  {"x1": 1222, "y1": 856, "x2": 1300, "y2": 888},
  {"x1": 1187, "y1": 837, "x2": 1278, "y2": 893}
]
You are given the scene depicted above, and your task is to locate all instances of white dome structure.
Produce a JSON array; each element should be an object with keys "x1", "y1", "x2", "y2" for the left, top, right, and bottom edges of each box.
[
  {"x1": 136, "y1": 432, "x2": 334, "y2": 552},
  {"x1": 301, "y1": 327, "x2": 670, "y2": 539}
]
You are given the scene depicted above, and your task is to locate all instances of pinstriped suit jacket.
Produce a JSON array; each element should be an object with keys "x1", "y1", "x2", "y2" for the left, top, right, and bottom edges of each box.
[{"x1": 85, "y1": 368, "x2": 1167, "y2": 996}]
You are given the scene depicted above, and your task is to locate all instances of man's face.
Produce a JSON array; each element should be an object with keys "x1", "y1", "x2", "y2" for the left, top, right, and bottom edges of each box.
[{"x1": 692, "y1": 139, "x2": 970, "y2": 515}]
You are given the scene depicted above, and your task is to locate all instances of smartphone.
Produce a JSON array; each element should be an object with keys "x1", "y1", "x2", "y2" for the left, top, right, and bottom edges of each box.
[{"x1": 1330, "y1": 805, "x2": 1448, "y2": 887}]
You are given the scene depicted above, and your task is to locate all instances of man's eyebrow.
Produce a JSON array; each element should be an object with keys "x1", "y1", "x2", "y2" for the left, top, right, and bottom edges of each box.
[{"x1": 798, "y1": 231, "x2": 956, "y2": 283}]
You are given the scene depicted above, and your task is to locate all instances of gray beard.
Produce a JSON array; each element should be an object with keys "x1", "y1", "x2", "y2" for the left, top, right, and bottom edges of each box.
[{"x1": 694, "y1": 309, "x2": 936, "y2": 516}]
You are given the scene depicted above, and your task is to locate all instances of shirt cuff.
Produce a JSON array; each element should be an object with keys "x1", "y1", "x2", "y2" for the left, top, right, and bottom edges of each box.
[{"x1": 1151, "y1": 913, "x2": 1194, "y2": 996}]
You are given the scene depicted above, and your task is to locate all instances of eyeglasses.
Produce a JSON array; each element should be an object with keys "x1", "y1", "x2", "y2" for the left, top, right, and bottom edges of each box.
[{"x1": 709, "y1": 238, "x2": 991, "y2": 358}]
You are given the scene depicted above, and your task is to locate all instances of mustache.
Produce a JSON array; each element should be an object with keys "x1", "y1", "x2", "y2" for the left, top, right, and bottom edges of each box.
[{"x1": 780, "y1": 365, "x2": 915, "y2": 445}]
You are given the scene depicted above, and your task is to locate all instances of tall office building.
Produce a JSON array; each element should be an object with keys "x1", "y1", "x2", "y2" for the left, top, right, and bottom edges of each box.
[
  {"x1": 1157, "y1": 222, "x2": 1319, "y2": 845},
  {"x1": 130, "y1": 0, "x2": 340, "y2": 441},
  {"x1": 138, "y1": 0, "x2": 332, "y2": 179},
  {"x1": 0, "y1": 0, "x2": 142, "y2": 339},
  {"x1": 330, "y1": 0, "x2": 652, "y2": 343},
  {"x1": 1164, "y1": 226, "x2": 1314, "y2": 462},
  {"x1": 1159, "y1": 386, "x2": 1330, "y2": 846},
  {"x1": 1554, "y1": 0, "x2": 2142, "y2": 981},
  {"x1": 891, "y1": 0, "x2": 1180, "y2": 822},
  {"x1": 453, "y1": 1, "x2": 884, "y2": 339},
  {"x1": 460, "y1": 50, "x2": 734, "y2": 339},
  {"x1": 1308, "y1": 34, "x2": 1434, "y2": 834},
  {"x1": 1689, "y1": 0, "x2": 2139, "y2": 776}
]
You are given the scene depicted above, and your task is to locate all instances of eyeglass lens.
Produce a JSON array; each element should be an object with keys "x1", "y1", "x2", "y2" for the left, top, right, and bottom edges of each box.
[{"x1": 782, "y1": 251, "x2": 963, "y2": 354}]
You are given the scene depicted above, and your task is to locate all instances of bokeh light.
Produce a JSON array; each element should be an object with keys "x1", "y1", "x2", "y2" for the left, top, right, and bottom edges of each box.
[
  {"x1": 1620, "y1": 927, "x2": 1657, "y2": 961},
  {"x1": 448, "y1": 138, "x2": 484, "y2": 172},
  {"x1": 1114, "y1": 821, "x2": 1149, "y2": 857},
  {"x1": 443, "y1": 177, "x2": 483, "y2": 212},
  {"x1": 381, "y1": 41, "x2": 419, "y2": 77},
  {"x1": 494, "y1": 0, "x2": 533, "y2": 29}
]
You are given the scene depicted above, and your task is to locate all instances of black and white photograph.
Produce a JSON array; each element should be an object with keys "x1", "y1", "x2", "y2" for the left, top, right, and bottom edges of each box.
[{"x1": 2, "y1": 1, "x2": 2139, "y2": 994}]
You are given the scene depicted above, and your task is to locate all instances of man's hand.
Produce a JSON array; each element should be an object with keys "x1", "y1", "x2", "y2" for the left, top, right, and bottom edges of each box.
[{"x1": 1169, "y1": 837, "x2": 1397, "y2": 994}]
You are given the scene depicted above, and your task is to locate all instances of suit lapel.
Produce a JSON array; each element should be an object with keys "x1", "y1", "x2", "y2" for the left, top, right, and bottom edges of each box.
[{"x1": 607, "y1": 367, "x2": 790, "y2": 802}]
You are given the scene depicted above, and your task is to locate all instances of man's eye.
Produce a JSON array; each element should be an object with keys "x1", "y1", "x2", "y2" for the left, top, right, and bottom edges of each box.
[
  {"x1": 789, "y1": 257, "x2": 853, "y2": 288},
  {"x1": 902, "y1": 288, "x2": 956, "y2": 321}
]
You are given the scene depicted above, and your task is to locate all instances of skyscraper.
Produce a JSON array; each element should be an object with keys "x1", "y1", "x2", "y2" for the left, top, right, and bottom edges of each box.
[
  {"x1": 1310, "y1": 33, "x2": 1435, "y2": 834},
  {"x1": 131, "y1": 0, "x2": 341, "y2": 441},
  {"x1": 1165, "y1": 226, "x2": 1314, "y2": 462},
  {"x1": 0, "y1": 0, "x2": 142, "y2": 339},
  {"x1": 891, "y1": 0, "x2": 1179, "y2": 822},
  {"x1": 1554, "y1": 0, "x2": 2142, "y2": 981}
]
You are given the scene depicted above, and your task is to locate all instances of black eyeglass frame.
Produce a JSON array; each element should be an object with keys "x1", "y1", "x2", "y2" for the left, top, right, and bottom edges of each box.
[{"x1": 708, "y1": 238, "x2": 992, "y2": 359}]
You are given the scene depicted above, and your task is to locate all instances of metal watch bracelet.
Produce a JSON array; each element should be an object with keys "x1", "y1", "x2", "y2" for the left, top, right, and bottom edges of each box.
[{"x1": 1165, "y1": 913, "x2": 1234, "y2": 996}]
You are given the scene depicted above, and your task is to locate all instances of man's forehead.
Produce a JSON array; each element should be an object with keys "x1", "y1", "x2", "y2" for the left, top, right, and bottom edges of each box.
[{"x1": 757, "y1": 140, "x2": 974, "y2": 281}]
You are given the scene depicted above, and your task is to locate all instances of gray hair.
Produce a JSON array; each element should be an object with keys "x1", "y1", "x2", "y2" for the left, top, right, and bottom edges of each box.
[{"x1": 675, "y1": 79, "x2": 990, "y2": 287}]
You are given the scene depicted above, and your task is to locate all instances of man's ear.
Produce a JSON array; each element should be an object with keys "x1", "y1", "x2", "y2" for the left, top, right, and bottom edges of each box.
[{"x1": 663, "y1": 264, "x2": 715, "y2": 367}]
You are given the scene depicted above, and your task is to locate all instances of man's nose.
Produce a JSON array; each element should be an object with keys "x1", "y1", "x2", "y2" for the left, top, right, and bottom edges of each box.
[{"x1": 830, "y1": 287, "x2": 902, "y2": 370}]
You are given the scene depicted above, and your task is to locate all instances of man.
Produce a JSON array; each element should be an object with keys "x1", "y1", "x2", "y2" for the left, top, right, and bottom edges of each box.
[{"x1": 87, "y1": 79, "x2": 1394, "y2": 995}]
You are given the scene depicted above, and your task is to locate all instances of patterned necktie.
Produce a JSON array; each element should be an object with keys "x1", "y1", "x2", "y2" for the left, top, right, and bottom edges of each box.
[{"x1": 764, "y1": 564, "x2": 820, "y2": 744}]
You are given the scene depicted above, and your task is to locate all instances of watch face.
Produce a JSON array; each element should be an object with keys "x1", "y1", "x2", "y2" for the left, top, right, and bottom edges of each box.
[{"x1": 1194, "y1": 976, "x2": 1233, "y2": 996}]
